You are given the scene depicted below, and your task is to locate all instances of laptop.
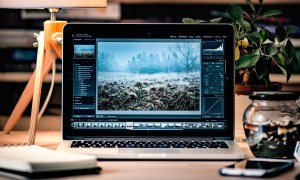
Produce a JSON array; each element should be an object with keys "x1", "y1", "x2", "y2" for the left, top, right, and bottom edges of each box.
[{"x1": 57, "y1": 23, "x2": 245, "y2": 160}]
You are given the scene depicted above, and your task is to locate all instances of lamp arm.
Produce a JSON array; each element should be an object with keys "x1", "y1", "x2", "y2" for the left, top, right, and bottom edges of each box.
[
  {"x1": 2, "y1": 21, "x2": 66, "y2": 134},
  {"x1": 28, "y1": 31, "x2": 45, "y2": 145},
  {"x1": 2, "y1": 44, "x2": 58, "y2": 134}
]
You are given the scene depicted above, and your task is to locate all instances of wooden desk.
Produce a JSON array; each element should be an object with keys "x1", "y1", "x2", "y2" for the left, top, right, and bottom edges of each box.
[
  {"x1": 1, "y1": 95, "x2": 299, "y2": 179},
  {"x1": 0, "y1": 130, "x2": 299, "y2": 180}
]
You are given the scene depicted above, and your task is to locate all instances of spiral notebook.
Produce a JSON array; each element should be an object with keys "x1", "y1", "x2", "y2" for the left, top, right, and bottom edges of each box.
[{"x1": 0, "y1": 145, "x2": 100, "y2": 179}]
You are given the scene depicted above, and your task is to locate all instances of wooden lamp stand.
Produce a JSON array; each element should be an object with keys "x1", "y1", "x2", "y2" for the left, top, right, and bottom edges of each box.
[{"x1": 2, "y1": 9, "x2": 67, "y2": 144}]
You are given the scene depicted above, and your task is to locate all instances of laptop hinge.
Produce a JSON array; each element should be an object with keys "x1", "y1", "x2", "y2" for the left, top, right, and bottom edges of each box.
[{"x1": 81, "y1": 137, "x2": 224, "y2": 141}]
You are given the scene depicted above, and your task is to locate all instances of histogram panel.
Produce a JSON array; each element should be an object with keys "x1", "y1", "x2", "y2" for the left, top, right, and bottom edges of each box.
[{"x1": 202, "y1": 41, "x2": 224, "y2": 55}]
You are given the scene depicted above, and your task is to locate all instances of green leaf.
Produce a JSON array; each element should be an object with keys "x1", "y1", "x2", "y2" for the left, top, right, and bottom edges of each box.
[
  {"x1": 236, "y1": 54, "x2": 260, "y2": 69},
  {"x1": 279, "y1": 66, "x2": 291, "y2": 83},
  {"x1": 259, "y1": 29, "x2": 269, "y2": 45},
  {"x1": 262, "y1": 10, "x2": 282, "y2": 18},
  {"x1": 286, "y1": 25, "x2": 297, "y2": 35},
  {"x1": 246, "y1": 32, "x2": 259, "y2": 47},
  {"x1": 237, "y1": 19, "x2": 251, "y2": 32},
  {"x1": 287, "y1": 59, "x2": 297, "y2": 72},
  {"x1": 227, "y1": 4, "x2": 243, "y2": 21},
  {"x1": 209, "y1": 17, "x2": 222, "y2": 23},
  {"x1": 252, "y1": 49, "x2": 260, "y2": 56},
  {"x1": 276, "y1": 26, "x2": 287, "y2": 42},
  {"x1": 255, "y1": 57, "x2": 269, "y2": 80},
  {"x1": 182, "y1": 18, "x2": 207, "y2": 24},
  {"x1": 272, "y1": 53, "x2": 291, "y2": 83},
  {"x1": 285, "y1": 39, "x2": 296, "y2": 61},
  {"x1": 246, "y1": 0, "x2": 255, "y2": 13},
  {"x1": 182, "y1": 18, "x2": 195, "y2": 24},
  {"x1": 231, "y1": 22, "x2": 240, "y2": 40},
  {"x1": 193, "y1": 19, "x2": 207, "y2": 23},
  {"x1": 263, "y1": 44, "x2": 278, "y2": 56},
  {"x1": 273, "y1": 51, "x2": 289, "y2": 67},
  {"x1": 293, "y1": 56, "x2": 300, "y2": 65},
  {"x1": 238, "y1": 33, "x2": 246, "y2": 39},
  {"x1": 265, "y1": 29, "x2": 275, "y2": 42},
  {"x1": 288, "y1": 57, "x2": 296, "y2": 67}
]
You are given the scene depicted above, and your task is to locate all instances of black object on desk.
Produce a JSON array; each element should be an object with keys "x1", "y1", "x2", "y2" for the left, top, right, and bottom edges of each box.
[{"x1": 0, "y1": 167, "x2": 101, "y2": 179}]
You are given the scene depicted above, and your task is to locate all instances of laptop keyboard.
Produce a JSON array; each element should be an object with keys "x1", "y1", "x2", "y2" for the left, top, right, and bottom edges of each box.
[{"x1": 70, "y1": 141, "x2": 229, "y2": 148}]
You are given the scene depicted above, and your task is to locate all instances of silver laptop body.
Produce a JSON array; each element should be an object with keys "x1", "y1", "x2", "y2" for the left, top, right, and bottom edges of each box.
[{"x1": 57, "y1": 23, "x2": 245, "y2": 160}]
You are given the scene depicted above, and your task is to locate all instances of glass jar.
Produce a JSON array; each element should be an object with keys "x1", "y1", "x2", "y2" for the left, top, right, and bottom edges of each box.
[{"x1": 243, "y1": 91, "x2": 300, "y2": 158}]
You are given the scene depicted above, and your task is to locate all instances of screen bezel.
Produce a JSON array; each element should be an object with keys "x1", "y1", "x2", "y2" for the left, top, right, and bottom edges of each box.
[{"x1": 62, "y1": 23, "x2": 235, "y2": 139}]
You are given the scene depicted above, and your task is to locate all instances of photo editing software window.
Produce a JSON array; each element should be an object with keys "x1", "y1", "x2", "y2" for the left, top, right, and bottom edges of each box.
[{"x1": 70, "y1": 34, "x2": 226, "y2": 131}]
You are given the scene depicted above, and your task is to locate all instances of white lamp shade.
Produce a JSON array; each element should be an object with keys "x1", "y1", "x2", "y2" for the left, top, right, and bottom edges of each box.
[{"x1": 0, "y1": 0, "x2": 107, "y2": 8}]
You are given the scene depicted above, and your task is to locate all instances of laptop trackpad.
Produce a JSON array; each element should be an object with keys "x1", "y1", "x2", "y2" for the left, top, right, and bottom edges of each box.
[
  {"x1": 120, "y1": 149, "x2": 180, "y2": 158},
  {"x1": 120, "y1": 149, "x2": 180, "y2": 154}
]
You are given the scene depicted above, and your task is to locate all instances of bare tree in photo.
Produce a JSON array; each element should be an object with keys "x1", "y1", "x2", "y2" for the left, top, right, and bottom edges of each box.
[
  {"x1": 169, "y1": 43, "x2": 200, "y2": 73},
  {"x1": 161, "y1": 52, "x2": 171, "y2": 73}
]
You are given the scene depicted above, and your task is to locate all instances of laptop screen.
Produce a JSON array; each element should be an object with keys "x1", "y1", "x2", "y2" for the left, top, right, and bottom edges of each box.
[{"x1": 63, "y1": 24, "x2": 234, "y2": 138}]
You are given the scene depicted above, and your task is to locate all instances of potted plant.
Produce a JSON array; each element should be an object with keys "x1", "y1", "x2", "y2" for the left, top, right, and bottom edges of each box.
[{"x1": 183, "y1": 0, "x2": 299, "y2": 95}]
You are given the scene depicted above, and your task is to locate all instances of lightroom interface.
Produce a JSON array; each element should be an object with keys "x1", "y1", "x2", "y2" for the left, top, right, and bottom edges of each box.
[{"x1": 71, "y1": 36, "x2": 226, "y2": 131}]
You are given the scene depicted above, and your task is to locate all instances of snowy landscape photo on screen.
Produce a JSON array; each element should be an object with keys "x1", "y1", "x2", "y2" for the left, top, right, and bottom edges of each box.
[
  {"x1": 74, "y1": 45, "x2": 95, "y2": 59},
  {"x1": 97, "y1": 40, "x2": 201, "y2": 112}
]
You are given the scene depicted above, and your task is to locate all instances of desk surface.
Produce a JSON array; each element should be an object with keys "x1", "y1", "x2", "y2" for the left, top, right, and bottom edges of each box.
[{"x1": 0, "y1": 131, "x2": 299, "y2": 180}]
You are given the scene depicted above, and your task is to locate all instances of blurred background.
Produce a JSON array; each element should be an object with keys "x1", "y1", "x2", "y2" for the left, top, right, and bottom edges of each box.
[{"x1": 0, "y1": 0, "x2": 299, "y2": 130}]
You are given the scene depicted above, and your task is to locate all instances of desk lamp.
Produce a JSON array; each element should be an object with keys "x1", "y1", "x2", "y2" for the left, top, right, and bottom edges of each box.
[{"x1": 0, "y1": 0, "x2": 107, "y2": 144}]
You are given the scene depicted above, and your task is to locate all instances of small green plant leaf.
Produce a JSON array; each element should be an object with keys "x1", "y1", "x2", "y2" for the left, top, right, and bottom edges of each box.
[
  {"x1": 293, "y1": 56, "x2": 299, "y2": 65},
  {"x1": 262, "y1": 10, "x2": 282, "y2": 18},
  {"x1": 209, "y1": 17, "x2": 222, "y2": 23},
  {"x1": 231, "y1": 22, "x2": 240, "y2": 39},
  {"x1": 286, "y1": 25, "x2": 297, "y2": 35},
  {"x1": 272, "y1": 53, "x2": 291, "y2": 82},
  {"x1": 265, "y1": 29, "x2": 275, "y2": 42},
  {"x1": 238, "y1": 33, "x2": 246, "y2": 39},
  {"x1": 288, "y1": 57, "x2": 296, "y2": 67},
  {"x1": 182, "y1": 18, "x2": 207, "y2": 24},
  {"x1": 182, "y1": 18, "x2": 194, "y2": 24},
  {"x1": 247, "y1": 32, "x2": 259, "y2": 47},
  {"x1": 236, "y1": 54, "x2": 260, "y2": 69},
  {"x1": 285, "y1": 39, "x2": 296, "y2": 61},
  {"x1": 194, "y1": 19, "x2": 207, "y2": 23},
  {"x1": 273, "y1": 51, "x2": 289, "y2": 67},
  {"x1": 237, "y1": 19, "x2": 251, "y2": 32},
  {"x1": 255, "y1": 57, "x2": 269, "y2": 80},
  {"x1": 227, "y1": 4, "x2": 243, "y2": 21},
  {"x1": 279, "y1": 66, "x2": 291, "y2": 83},
  {"x1": 263, "y1": 44, "x2": 278, "y2": 56},
  {"x1": 276, "y1": 26, "x2": 287, "y2": 42},
  {"x1": 259, "y1": 29, "x2": 269, "y2": 45},
  {"x1": 252, "y1": 49, "x2": 260, "y2": 55},
  {"x1": 246, "y1": 0, "x2": 255, "y2": 13}
]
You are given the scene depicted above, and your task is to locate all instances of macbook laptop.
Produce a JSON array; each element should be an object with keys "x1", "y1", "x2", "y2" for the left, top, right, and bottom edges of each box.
[{"x1": 57, "y1": 23, "x2": 245, "y2": 160}]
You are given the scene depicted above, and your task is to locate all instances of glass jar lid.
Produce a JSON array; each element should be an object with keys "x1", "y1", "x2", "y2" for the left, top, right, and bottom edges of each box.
[{"x1": 249, "y1": 91, "x2": 299, "y2": 100}]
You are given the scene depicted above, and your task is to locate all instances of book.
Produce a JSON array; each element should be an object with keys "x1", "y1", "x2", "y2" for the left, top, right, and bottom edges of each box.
[{"x1": 0, "y1": 145, "x2": 100, "y2": 178}]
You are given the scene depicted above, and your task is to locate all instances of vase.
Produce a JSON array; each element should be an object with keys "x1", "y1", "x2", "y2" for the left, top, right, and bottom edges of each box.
[{"x1": 243, "y1": 91, "x2": 300, "y2": 158}]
